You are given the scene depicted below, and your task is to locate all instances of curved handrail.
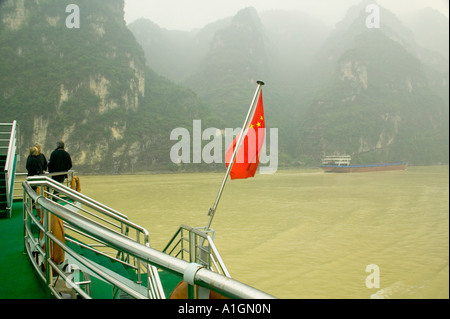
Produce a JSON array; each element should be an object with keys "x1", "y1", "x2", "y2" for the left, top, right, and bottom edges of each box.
[
  {"x1": 22, "y1": 179, "x2": 275, "y2": 299},
  {"x1": 27, "y1": 175, "x2": 146, "y2": 238}
]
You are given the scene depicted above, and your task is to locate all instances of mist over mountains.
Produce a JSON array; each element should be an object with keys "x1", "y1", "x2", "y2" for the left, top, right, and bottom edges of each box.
[
  {"x1": 129, "y1": 2, "x2": 448, "y2": 166},
  {"x1": 0, "y1": 0, "x2": 448, "y2": 174}
]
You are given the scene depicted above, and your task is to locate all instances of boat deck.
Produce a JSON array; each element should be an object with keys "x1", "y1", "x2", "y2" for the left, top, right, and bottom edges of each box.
[
  {"x1": 0, "y1": 201, "x2": 47, "y2": 298},
  {"x1": 0, "y1": 201, "x2": 182, "y2": 299},
  {"x1": 1, "y1": 177, "x2": 275, "y2": 299}
]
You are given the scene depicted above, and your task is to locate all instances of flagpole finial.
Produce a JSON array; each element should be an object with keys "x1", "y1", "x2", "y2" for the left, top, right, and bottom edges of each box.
[{"x1": 257, "y1": 80, "x2": 265, "y2": 86}]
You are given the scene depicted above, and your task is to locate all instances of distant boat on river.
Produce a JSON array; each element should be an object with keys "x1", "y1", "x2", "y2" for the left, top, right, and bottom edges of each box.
[{"x1": 321, "y1": 155, "x2": 408, "y2": 173}]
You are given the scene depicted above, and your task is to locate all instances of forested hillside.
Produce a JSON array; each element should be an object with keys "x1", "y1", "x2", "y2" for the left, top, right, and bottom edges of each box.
[{"x1": 0, "y1": 0, "x2": 213, "y2": 173}]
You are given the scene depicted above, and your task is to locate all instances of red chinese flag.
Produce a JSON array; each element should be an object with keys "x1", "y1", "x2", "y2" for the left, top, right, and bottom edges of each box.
[{"x1": 225, "y1": 92, "x2": 265, "y2": 179}]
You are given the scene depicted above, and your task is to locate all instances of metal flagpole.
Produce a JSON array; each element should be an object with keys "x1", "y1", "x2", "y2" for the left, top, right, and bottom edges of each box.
[{"x1": 206, "y1": 81, "x2": 264, "y2": 230}]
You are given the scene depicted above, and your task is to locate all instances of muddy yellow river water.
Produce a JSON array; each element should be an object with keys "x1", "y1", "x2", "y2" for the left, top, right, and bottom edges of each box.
[{"x1": 80, "y1": 166, "x2": 449, "y2": 299}]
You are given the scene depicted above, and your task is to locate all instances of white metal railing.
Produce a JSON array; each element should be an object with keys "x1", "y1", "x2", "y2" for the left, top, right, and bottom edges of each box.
[
  {"x1": 23, "y1": 176, "x2": 164, "y2": 299},
  {"x1": 163, "y1": 225, "x2": 231, "y2": 278},
  {"x1": 13, "y1": 172, "x2": 71, "y2": 200},
  {"x1": 1, "y1": 121, "x2": 18, "y2": 218},
  {"x1": 22, "y1": 177, "x2": 274, "y2": 299}
]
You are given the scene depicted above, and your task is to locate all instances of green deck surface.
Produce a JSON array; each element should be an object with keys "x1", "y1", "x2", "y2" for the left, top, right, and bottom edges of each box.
[
  {"x1": 0, "y1": 201, "x2": 47, "y2": 299},
  {"x1": 65, "y1": 234, "x2": 182, "y2": 298},
  {"x1": 0, "y1": 201, "x2": 181, "y2": 299}
]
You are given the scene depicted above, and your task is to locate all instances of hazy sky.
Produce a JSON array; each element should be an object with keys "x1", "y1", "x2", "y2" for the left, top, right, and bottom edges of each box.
[{"x1": 124, "y1": 0, "x2": 449, "y2": 31}]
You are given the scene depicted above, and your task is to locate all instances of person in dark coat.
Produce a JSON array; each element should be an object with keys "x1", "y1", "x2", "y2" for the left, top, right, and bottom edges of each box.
[
  {"x1": 26, "y1": 147, "x2": 43, "y2": 192},
  {"x1": 48, "y1": 140, "x2": 72, "y2": 184},
  {"x1": 34, "y1": 143, "x2": 48, "y2": 173},
  {"x1": 26, "y1": 146, "x2": 43, "y2": 177}
]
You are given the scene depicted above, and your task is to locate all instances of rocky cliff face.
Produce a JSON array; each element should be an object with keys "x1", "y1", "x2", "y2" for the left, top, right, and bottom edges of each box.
[
  {"x1": 297, "y1": 9, "x2": 448, "y2": 165},
  {"x1": 1, "y1": 0, "x2": 144, "y2": 170},
  {"x1": 1, "y1": 0, "x2": 26, "y2": 31},
  {"x1": 0, "y1": 0, "x2": 207, "y2": 173}
]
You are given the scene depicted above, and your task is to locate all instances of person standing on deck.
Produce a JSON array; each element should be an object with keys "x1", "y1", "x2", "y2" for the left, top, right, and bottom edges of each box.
[
  {"x1": 34, "y1": 143, "x2": 48, "y2": 173},
  {"x1": 26, "y1": 146, "x2": 43, "y2": 192},
  {"x1": 26, "y1": 146, "x2": 43, "y2": 177},
  {"x1": 48, "y1": 140, "x2": 72, "y2": 184}
]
